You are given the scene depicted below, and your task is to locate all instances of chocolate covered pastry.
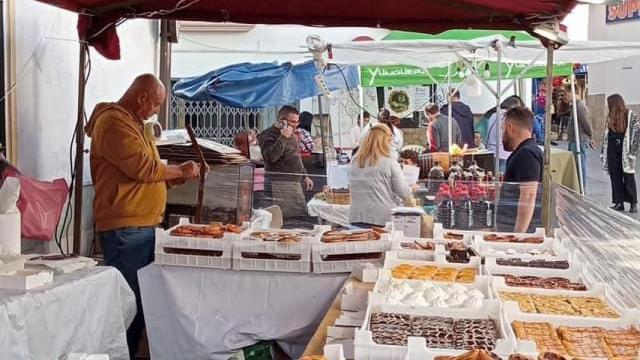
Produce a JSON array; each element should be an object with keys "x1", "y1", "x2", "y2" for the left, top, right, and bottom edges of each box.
[
  {"x1": 484, "y1": 233, "x2": 544, "y2": 244},
  {"x1": 496, "y1": 258, "x2": 570, "y2": 269},
  {"x1": 370, "y1": 313, "x2": 498, "y2": 351},
  {"x1": 499, "y1": 275, "x2": 587, "y2": 291}
]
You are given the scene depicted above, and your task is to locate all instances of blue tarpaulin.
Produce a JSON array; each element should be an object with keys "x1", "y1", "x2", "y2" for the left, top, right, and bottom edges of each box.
[{"x1": 173, "y1": 61, "x2": 360, "y2": 108}]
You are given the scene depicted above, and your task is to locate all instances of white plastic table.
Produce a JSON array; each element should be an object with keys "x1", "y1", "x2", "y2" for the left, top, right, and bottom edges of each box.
[
  {"x1": 0, "y1": 266, "x2": 136, "y2": 360},
  {"x1": 307, "y1": 198, "x2": 351, "y2": 227},
  {"x1": 139, "y1": 263, "x2": 347, "y2": 360}
]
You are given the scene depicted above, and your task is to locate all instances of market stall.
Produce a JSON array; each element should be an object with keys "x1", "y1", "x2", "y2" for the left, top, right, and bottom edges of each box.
[{"x1": 23, "y1": 2, "x2": 590, "y2": 360}]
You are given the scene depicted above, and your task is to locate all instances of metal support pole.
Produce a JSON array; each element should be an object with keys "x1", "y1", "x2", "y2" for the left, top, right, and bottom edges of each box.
[
  {"x1": 72, "y1": 41, "x2": 88, "y2": 255},
  {"x1": 158, "y1": 20, "x2": 173, "y2": 129},
  {"x1": 447, "y1": 65, "x2": 452, "y2": 151},
  {"x1": 542, "y1": 44, "x2": 555, "y2": 236},
  {"x1": 570, "y1": 73, "x2": 584, "y2": 195},
  {"x1": 494, "y1": 47, "x2": 503, "y2": 177},
  {"x1": 318, "y1": 95, "x2": 327, "y2": 166}
]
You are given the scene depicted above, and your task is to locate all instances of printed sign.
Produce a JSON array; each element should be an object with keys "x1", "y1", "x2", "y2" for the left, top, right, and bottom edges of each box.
[{"x1": 607, "y1": 0, "x2": 640, "y2": 24}]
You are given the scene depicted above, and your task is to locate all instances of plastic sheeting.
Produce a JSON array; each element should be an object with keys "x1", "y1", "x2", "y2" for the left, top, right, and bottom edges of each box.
[
  {"x1": 139, "y1": 264, "x2": 347, "y2": 360},
  {"x1": 553, "y1": 183, "x2": 640, "y2": 309},
  {"x1": 0, "y1": 266, "x2": 136, "y2": 360},
  {"x1": 173, "y1": 61, "x2": 359, "y2": 108}
]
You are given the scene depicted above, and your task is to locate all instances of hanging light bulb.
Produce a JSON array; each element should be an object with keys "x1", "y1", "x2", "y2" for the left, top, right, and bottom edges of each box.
[
  {"x1": 483, "y1": 63, "x2": 491, "y2": 78},
  {"x1": 466, "y1": 74, "x2": 482, "y2": 98}
]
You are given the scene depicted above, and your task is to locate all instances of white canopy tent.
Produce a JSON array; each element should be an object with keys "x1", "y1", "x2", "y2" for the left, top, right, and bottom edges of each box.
[{"x1": 316, "y1": 35, "x2": 640, "y2": 195}]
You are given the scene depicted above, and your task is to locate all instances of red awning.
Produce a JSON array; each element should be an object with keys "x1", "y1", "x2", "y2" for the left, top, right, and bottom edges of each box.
[{"x1": 36, "y1": 0, "x2": 577, "y2": 60}]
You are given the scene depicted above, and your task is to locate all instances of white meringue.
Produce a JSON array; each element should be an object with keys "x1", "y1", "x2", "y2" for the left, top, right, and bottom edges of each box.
[
  {"x1": 433, "y1": 297, "x2": 450, "y2": 308},
  {"x1": 463, "y1": 296, "x2": 483, "y2": 309},
  {"x1": 447, "y1": 293, "x2": 467, "y2": 307},
  {"x1": 403, "y1": 292, "x2": 428, "y2": 306},
  {"x1": 468, "y1": 289, "x2": 485, "y2": 300}
]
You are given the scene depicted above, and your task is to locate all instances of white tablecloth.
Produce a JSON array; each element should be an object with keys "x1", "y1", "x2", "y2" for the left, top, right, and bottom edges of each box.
[
  {"x1": 307, "y1": 198, "x2": 351, "y2": 227},
  {"x1": 139, "y1": 264, "x2": 347, "y2": 360},
  {"x1": 0, "y1": 266, "x2": 136, "y2": 360}
]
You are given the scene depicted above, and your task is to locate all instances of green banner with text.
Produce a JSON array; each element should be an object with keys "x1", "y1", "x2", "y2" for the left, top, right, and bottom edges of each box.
[{"x1": 360, "y1": 62, "x2": 573, "y2": 88}]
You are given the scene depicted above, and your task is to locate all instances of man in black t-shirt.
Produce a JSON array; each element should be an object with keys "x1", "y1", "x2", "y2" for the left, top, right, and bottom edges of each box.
[{"x1": 496, "y1": 106, "x2": 543, "y2": 233}]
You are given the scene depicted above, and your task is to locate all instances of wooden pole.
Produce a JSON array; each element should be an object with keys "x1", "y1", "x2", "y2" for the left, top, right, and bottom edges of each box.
[
  {"x1": 72, "y1": 41, "x2": 88, "y2": 255},
  {"x1": 542, "y1": 44, "x2": 555, "y2": 236},
  {"x1": 185, "y1": 123, "x2": 206, "y2": 224}
]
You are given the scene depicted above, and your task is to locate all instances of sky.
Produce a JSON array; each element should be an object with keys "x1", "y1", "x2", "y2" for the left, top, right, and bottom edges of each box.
[{"x1": 564, "y1": 4, "x2": 590, "y2": 40}]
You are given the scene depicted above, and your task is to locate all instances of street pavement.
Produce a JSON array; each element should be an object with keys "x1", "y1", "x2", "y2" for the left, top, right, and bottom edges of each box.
[{"x1": 555, "y1": 141, "x2": 640, "y2": 220}]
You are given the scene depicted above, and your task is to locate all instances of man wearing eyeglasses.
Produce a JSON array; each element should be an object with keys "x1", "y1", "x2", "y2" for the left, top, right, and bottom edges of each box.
[{"x1": 258, "y1": 105, "x2": 314, "y2": 219}]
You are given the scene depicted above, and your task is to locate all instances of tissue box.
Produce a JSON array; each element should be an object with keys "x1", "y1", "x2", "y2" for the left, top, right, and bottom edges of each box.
[{"x1": 0, "y1": 212, "x2": 20, "y2": 255}]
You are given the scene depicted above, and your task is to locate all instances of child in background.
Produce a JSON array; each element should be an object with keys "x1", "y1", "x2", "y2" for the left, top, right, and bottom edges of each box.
[{"x1": 474, "y1": 132, "x2": 485, "y2": 150}]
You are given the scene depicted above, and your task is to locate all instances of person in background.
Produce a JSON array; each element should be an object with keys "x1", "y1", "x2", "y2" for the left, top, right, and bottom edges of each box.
[
  {"x1": 259, "y1": 106, "x2": 314, "y2": 219},
  {"x1": 399, "y1": 149, "x2": 419, "y2": 167},
  {"x1": 497, "y1": 106, "x2": 543, "y2": 233},
  {"x1": 351, "y1": 111, "x2": 370, "y2": 148},
  {"x1": 87, "y1": 74, "x2": 203, "y2": 357},
  {"x1": 602, "y1": 94, "x2": 640, "y2": 213},
  {"x1": 474, "y1": 132, "x2": 485, "y2": 150},
  {"x1": 563, "y1": 83, "x2": 593, "y2": 191},
  {"x1": 486, "y1": 95, "x2": 525, "y2": 174},
  {"x1": 425, "y1": 104, "x2": 462, "y2": 153},
  {"x1": 441, "y1": 90, "x2": 475, "y2": 147},
  {"x1": 350, "y1": 124, "x2": 413, "y2": 227},
  {"x1": 362, "y1": 109, "x2": 403, "y2": 159},
  {"x1": 297, "y1": 111, "x2": 315, "y2": 158}
]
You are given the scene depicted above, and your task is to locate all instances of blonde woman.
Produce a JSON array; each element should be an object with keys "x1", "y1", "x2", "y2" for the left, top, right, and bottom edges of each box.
[{"x1": 350, "y1": 123, "x2": 413, "y2": 227}]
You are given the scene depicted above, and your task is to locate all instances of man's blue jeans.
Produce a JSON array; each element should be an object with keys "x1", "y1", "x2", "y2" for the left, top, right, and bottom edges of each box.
[
  {"x1": 569, "y1": 141, "x2": 589, "y2": 191},
  {"x1": 99, "y1": 227, "x2": 155, "y2": 359}
]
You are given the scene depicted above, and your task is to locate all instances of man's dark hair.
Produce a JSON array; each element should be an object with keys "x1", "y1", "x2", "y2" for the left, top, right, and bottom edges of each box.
[
  {"x1": 363, "y1": 111, "x2": 370, "y2": 119},
  {"x1": 400, "y1": 149, "x2": 419, "y2": 164},
  {"x1": 450, "y1": 89, "x2": 460, "y2": 99},
  {"x1": 278, "y1": 105, "x2": 299, "y2": 120},
  {"x1": 505, "y1": 106, "x2": 534, "y2": 131},
  {"x1": 299, "y1": 111, "x2": 313, "y2": 132},
  {"x1": 500, "y1": 95, "x2": 525, "y2": 110}
]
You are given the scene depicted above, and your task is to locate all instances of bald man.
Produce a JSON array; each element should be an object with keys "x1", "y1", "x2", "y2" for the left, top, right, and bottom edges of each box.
[{"x1": 87, "y1": 74, "x2": 202, "y2": 357}]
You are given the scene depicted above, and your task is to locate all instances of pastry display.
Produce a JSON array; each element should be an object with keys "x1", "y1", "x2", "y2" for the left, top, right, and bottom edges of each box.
[
  {"x1": 246, "y1": 231, "x2": 307, "y2": 243},
  {"x1": 434, "y1": 349, "x2": 501, "y2": 360},
  {"x1": 321, "y1": 227, "x2": 386, "y2": 243},
  {"x1": 444, "y1": 232, "x2": 465, "y2": 241},
  {"x1": 447, "y1": 242, "x2": 479, "y2": 264},
  {"x1": 496, "y1": 258, "x2": 570, "y2": 269},
  {"x1": 512, "y1": 322, "x2": 640, "y2": 359},
  {"x1": 170, "y1": 224, "x2": 242, "y2": 238},
  {"x1": 499, "y1": 292, "x2": 619, "y2": 318},
  {"x1": 323, "y1": 187, "x2": 351, "y2": 205},
  {"x1": 240, "y1": 251, "x2": 301, "y2": 261},
  {"x1": 163, "y1": 247, "x2": 223, "y2": 257},
  {"x1": 320, "y1": 252, "x2": 383, "y2": 261},
  {"x1": 299, "y1": 356, "x2": 327, "y2": 360},
  {"x1": 391, "y1": 264, "x2": 477, "y2": 283},
  {"x1": 498, "y1": 275, "x2": 587, "y2": 291},
  {"x1": 484, "y1": 234, "x2": 544, "y2": 244},
  {"x1": 400, "y1": 241, "x2": 435, "y2": 250},
  {"x1": 486, "y1": 248, "x2": 556, "y2": 257},
  {"x1": 512, "y1": 321, "x2": 567, "y2": 355},
  {"x1": 370, "y1": 312, "x2": 498, "y2": 350},
  {"x1": 380, "y1": 280, "x2": 485, "y2": 308},
  {"x1": 507, "y1": 355, "x2": 536, "y2": 360}
]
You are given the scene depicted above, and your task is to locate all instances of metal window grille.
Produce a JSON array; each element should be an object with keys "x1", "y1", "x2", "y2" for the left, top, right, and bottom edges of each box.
[{"x1": 169, "y1": 94, "x2": 272, "y2": 146}]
